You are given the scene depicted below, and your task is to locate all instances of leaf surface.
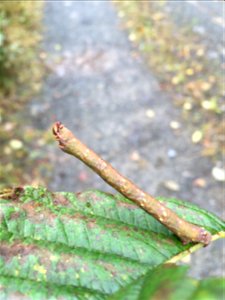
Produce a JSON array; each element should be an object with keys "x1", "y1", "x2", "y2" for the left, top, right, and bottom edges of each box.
[{"x1": 0, "y1": 186, "x2": 224, "y2": 299}]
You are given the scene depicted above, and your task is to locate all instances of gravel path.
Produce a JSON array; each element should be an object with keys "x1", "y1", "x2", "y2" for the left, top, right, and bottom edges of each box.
[{"x1": 29, "y1": 1, "x2": 224, "y2": 278}]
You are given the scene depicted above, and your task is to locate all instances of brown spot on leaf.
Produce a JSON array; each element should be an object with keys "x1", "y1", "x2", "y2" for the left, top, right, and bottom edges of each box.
[
  {"x1": 87, "y1": 221, "x2": 97, "y2": 229},
  {"x1": 77, "y1": 192, "x2": 100, "y2": 203},
  {"x1": 0, "y1": 242, "x2": 37, "y2": 261},
  {"x1": 97, "y1": 261, "x2": 117, "y2": 274},
  {"x1": 117, "y1": 201, "x2": 137, "y2": 210},
  {"x1": 10, "y1": 211, "x2": 21, "y2": 220},
  {"x1": 52, "y1": 193, "x2": 71, "y2": 207}
]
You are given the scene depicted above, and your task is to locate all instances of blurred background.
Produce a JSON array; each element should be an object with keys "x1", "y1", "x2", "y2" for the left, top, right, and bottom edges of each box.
[{"x1": 0, "y1": 0, "x2": 224, "y2": 279}]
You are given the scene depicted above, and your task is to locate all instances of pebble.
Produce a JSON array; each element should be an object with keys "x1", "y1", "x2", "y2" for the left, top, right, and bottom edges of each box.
[
  {"x1": 145, "y1": 109, "x2": 155, "y2": 119},
  {"x1": 170, "y1": 121, "x2": 181, "y2": 130},
  {"x1": 183, "y1": 102, "x2": 192, "y2": 111},
  {"x1": 193, "y1": 178, "x2": 207, "y2": 188},
  {"x1": 167, "y1": 148, "x2": 177, "y2": 158},
  {"x1": 212, "y1": 167, "x2": 225, "y2": 182},
  {"x1": 164, "y1": 180, "x2": 180, "y2": 192},
  {"x1": 130, "y1": 151, "x2": 140, "y2": 161}
]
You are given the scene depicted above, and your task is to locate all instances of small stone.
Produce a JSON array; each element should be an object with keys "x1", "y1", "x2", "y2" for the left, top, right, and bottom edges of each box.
[
  {"x1": 164, "y1": 180, "x2": 180, "y2": 192},
  {"x1": 130, "y1": 151, "x2": 140, "y2": 161},
  {"x1": 167, "y1": 149, "x2": 177, "y2": 158},
  {"x1": 145, "y1": 109, "x2": 155, "y2": 119},
  {"x1": 170, "y1": 121, "x2": 181, "y2": 130},
  {"x1": 183, "y1": 102, "x2": 192, "y2": 111},
  {"x1": 9, "y1": 139, "x2": 23, "y2": 150},
  {"x1": 212, "y1": 167, "x2": 225, "y2": 182},
  {"x1": 193, "y1": 178, "x2": 207, "y2": 188}
]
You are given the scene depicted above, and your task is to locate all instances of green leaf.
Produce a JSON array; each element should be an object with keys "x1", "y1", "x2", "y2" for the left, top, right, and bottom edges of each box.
[
  {"x1": 0, "y1": 276, "x2": 104, "y2": 300},
  {"x1": 109, "y1": 265, "x2": 225, "y2": 300},
  {"x1": 0, "y1": 186, "x2": 224, "y2": 299}
]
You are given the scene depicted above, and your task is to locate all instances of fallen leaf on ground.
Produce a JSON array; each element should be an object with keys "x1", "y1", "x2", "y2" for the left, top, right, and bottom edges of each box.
[
  {"x1": 192, "y1": 130, "x2": 203, "y2": 143},
  {"x1": 9, "y1": 139, "x2": 23, "y2": 150}
]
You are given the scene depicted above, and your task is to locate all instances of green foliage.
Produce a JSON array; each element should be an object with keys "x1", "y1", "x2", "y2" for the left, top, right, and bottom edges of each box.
[
  {"x1": 0, "y1": 1, "x2": 44, "y2": 106},
  {"x1": 109, "y1": 265, "x2": 225, "y2": 300},
  {"x1": 0, "y1": 187, "x2": 224, "y2": 299}
]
